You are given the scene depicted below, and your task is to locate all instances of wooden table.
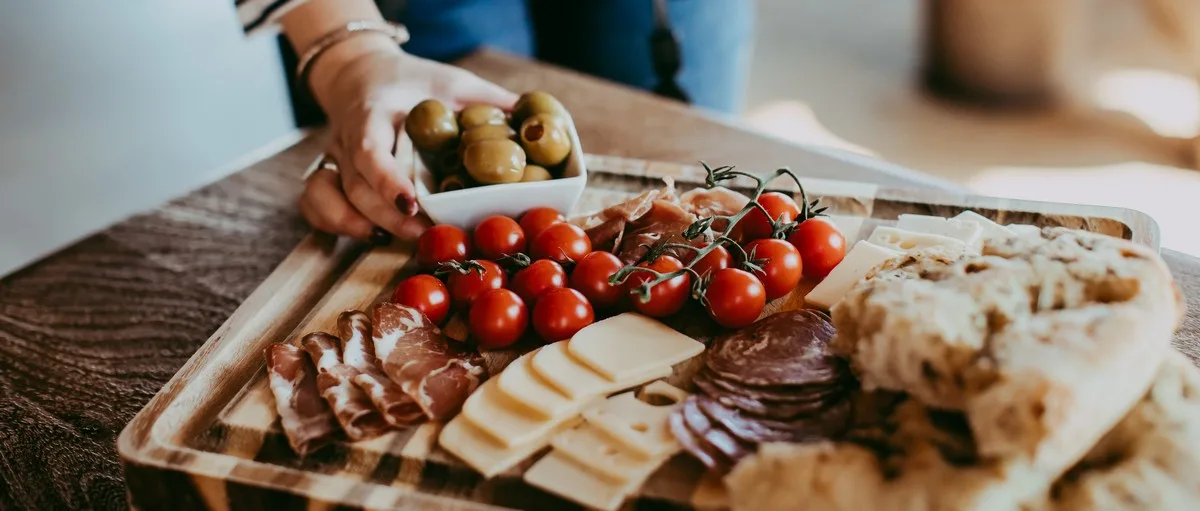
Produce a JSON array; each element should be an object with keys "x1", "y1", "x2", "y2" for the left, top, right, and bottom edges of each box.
[{"x1": 2, "y1": 50, "x2": 1198, "y2": 510}]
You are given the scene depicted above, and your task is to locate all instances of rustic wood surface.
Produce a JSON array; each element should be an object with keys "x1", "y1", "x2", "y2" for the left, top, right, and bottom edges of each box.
[{"x1": 2, "y1": 49, "x2": 1200, "y2": 510}]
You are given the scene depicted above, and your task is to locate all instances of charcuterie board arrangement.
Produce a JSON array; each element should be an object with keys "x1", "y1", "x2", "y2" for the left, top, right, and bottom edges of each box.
[{"x1": 121, "y1": 131, "x2": 1200, "y2": 510}]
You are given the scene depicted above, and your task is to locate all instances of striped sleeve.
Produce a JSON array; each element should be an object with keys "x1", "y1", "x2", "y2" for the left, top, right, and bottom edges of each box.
[{"x1": 237, "y1": 0, "x2": 307, "y2": 35}]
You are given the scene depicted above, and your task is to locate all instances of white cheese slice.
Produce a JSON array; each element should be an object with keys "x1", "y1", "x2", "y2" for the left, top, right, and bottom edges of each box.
[
  {"x1": 523, "y1": 451, "x2": 642, "y2": 511},
  {"x1": 953, "y1": 210, "x2": 1017, "y2": 241},
  {"x1": 437, "y1": 414, "x2": 580, "y2": 479},
  {"x1": 805, "y1": 241, "x2": 902, "y2": 310},
  {"x1": 582, "y1": 388, "x2": 683, "y2": 459},
  {"x1": 866, "y1": 226, "x2": 968, "y2": 254},
  {"x1": 459, "y1": 378, "x2": 600, "y2": 448},
  {"x1": 896, "y1": 214, "x2": 984, "y2": 252},
  {"x1": 567, "y1": 312, "x2": 704, "y2": 382},
  {"x1": 496, "y1": 348, "x2": 574, "y2": 419},
  {"x1": 1007, "y1": 223, "x2": 1042, "y2": 237},
  {"x1": 825, "y1": 214, "x2": 867, "y2": 244},
  {"x1": 551, "y1": 423, "x2": 669, "y2": 482},
  {"x1": 531, "y1": 340, "x2": 672, "y2": 400}
]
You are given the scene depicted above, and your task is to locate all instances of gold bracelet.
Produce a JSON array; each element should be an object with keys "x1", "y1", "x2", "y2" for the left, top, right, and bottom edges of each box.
[{"x1": 295, "y1": 20, "x2": 410, "y2": 86}]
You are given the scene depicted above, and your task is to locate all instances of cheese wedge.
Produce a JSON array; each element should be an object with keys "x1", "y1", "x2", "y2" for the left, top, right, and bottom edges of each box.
[
  {"x1": 438, "y1": 415, "x2": 580, "y2": 479},
  {"x1": 866, "y1": 226, "x2": 968, "y2": 254},
  {"x1": 531, "y1": 340, "x2": 672, "y2": 400},
  {"x1": 496, "y1": 348, "x2": 574, "y2": 419},
  {"x1": 551, "y1": 423, "x2": 669, "y2": 482},
  {"x1": 523, "y1": 451, "x2": 643, "y2": 511},
  {"x1": 582, "y1": 388, "x2": 683, "y2": 459},
  {"x1": 805, "y1": 241, "x2": 902, "y2": 310},
  {"x1": 896, "y1": 214, "x2": 984, "y2": 252},
  {"x1": 567, "y1": 313, "x2": 704, "y2": 382},
  {"x1": 954, "y1": 210, "x2": 1017, "y2": 241},
  {"x1": 460, "y1": 378, "x2": 599, "y2": 448}
]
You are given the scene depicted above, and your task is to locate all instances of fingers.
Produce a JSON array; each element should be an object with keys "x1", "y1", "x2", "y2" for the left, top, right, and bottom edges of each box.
[
  {"x1": 444, "y1": 70, "x2": 519, "y2": 110},
  {"x1": 340, "y1": 162, "x2": 420, "y2": 241},
  {"x1": 347, "y1": 110, "x2": 420, "y2": 216},
  {"x1": 299, "y1": 168, "x2": 375, "y2": 240}
]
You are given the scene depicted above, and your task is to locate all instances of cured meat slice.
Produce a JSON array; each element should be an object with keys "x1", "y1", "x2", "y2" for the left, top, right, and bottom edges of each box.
[
  {"x1": 696, "y1": 394, "x2": 852, "y2": 444},
  {"x1": 678, "y1": 397, "x2": 753, "y2": 466},
  {"x1": 706, "y1": 309, "x2": 844, "y2": 386},
  {"x1": 584, "y1": 217, "x2": 627, "y2": 254},
  {"x1": 678, "y1": 186, "x2": 749, "y2": 218},
  {"x1": 265, "y1": 343, "x2": 338, "y2": 457},
  {"x1": 573, "y1": 182, "x2": 676, "y2": 232},
  {"x1": 372, "y1": 302, "x2": 488, "y2": 421},
  {"x1": 337, "y1": 311, "x2": 425, "y2": 426},
  {"x1": 669, "y1": 405, "x2": 725, "y2": 470},
  {"x1": 617, "y1": 200, "x2": 700, "y2": 265},
  {"x1": 695, "y1": 367, "x2": 844, "y2": 403},
  {"x1": 302, "y1": 332, "x2": 390, "y2": 441}
]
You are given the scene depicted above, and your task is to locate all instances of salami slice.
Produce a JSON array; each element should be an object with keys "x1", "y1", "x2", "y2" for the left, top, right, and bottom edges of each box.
[
  {"x1": 680, "y1": 396, "x2": 753, "y2": 465},
  {"x1": 669, "y1": 403, "x2": 727, "y2": 471},
  {"x1": 695, "y1": 367, "x2": 845, "y2": 404},
  {"x1": 706, "y1": 309, "x2": 843, "y2": 386},
  {"x1": 696, "y1": 395, "x2": 852, "y2": 444}
]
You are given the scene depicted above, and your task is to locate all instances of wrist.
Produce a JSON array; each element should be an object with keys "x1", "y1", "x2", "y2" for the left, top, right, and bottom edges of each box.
[{"x1": 307, "y1": 33, "x2": 402, "y2": 110}]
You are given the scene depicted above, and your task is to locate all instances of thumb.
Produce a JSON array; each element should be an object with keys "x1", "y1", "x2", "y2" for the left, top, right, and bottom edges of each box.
[{"x1": 448, "y1": 72, "x2": 519, "y2": 111}]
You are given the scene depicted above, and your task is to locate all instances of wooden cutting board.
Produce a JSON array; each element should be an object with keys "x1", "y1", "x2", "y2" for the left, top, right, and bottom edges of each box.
[{"x1": 117, "y1": 155, "x2": 1157, "y2": 511}]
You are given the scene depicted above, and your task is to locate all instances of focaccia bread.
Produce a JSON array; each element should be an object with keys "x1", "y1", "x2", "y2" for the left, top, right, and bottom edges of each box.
[
  {"x1": 1029, "y1": 351, "x2": 1200, "y2": 511},
  {"x1": 831, "y1": 228, "x2": 1182, "y2": 466}
]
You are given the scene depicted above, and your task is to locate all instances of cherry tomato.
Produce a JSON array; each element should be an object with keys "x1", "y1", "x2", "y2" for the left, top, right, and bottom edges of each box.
[
  {"x1": 417, "y1": 225, "x2": 471, "y2": 270},
  {"x1": 737, "y1": 192, "x2": 802, "y2": 242},
  {"x1": 531, "y1": 223, "x2": 592, "y2": 264},
  {"x1": 624, "y1": 255, "x2": 691, "y2": 318},
  {"x1": 446, "y1": 260, "x2": 507, "y2": 309},
  {"x1": 519, "y1": 207, "x2": 565, "y2": 242},
  {"x1": 705, "y1": 268, "x2": 766, "y2": 328},
  {"x1": 570, "y1": 251, "x2": 625, "y2": 309},
  {"x1": 473, "y1": 215, "x2": 526, "y2": 260},
  {"x1": 390, "y1": 274, "x2": 451, "y2": 325},
  {"x1": 532, "y1": 288, "x2": 595, "y2": 342},
  {"x1": 744, "y1": 238, "x2": 803, "y2": 300},
  {"x1": 468, "y1": 288, "x2": 528, "y2": 349},
  {"x1": 788, "y1": 217, "x2": 847, "y2": 278},
  {"x1": 685, "y1": 244, "x2": 733, "y2": 279},
  {"x1": 510, "y1": 259, "x2": 567, "y2": 305}
]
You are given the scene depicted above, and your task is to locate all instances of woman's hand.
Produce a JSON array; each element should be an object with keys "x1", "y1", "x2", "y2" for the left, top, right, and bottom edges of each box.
[{"x1": 301, "y1": 46, "x2": 518, "y2": 243}]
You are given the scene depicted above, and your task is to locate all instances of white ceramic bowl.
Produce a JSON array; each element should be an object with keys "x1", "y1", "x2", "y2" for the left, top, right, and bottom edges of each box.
[{"x1": 401, "y1": 115, "x2": 588, "y2": 229}]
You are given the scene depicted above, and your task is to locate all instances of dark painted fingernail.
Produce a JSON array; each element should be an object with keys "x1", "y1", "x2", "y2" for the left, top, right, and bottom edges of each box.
[
  {"x1": 395, "y1": 194, "x2": 418, "y2": 216},
  {"x1": 370, "y1": 227, "x2": 393, "y2": 246}
]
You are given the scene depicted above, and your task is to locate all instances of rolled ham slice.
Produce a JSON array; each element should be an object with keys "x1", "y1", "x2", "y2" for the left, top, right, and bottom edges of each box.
[
  {"x1": 264, "y1": 343, "x2": 338, "y2": 457},
  {"x1": 372, "y1": 302, "x2": 488, "y2": 421},
  {"x1": 301, "y1": 332, "x2": 390, "y2": 441},
  {"x1": 337, "y1": 310, "x2": 425, "y2": 427}
]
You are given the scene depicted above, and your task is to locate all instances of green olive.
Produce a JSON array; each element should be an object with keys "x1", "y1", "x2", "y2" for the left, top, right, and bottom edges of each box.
[
  {"x1": 438, "y1": 173, "x2": 470, "y2": 193},
  {"x1": 458, "y1": 105, "x2": 508, "y2": 130},
  {"x1": 463, "y1": 138, "x2": 526, "y2": 184},
  {"x1": 511, "y1": 91, "x2": 567, "y2": 127},
  {"x1": 519, "y1": 113, "x2": 572, "y2": 167},
  {"x1": 458, "y1": 124, "x2": 517, "y2": 156},
  {"x1": 405, "y1": 99, "x2": 459, "y2": 153},
  {"x1": 520, "y1": 164, "x2": 552, "y2": 182}
]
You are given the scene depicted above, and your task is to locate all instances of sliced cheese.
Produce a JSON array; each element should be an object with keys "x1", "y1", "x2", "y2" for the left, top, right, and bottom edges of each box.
[
  {"x1": 438, "y1": 415, "x2": 580, "y2": 479},
  {"x1": 1007, "y1": 223, "x2": 1042, "y2": 237},
  {"x1": 896, "y1": 214, "x2": 984, "y2": 252},
  {"x1": 496, "y1": 348, "x2": 574, "y2": 419},
  {"x1": 805, "y1": 240, "x2": 901, "y2": 310},
  {"x1": 523, "y1": 451, "x2": 642, "y2": 511},
  {"x1": 825, "y1": 214, "x2": 867, "y2": 244},
  {"x1": 566, "y1": 313, "x2": 704, "y2": 382},
  {"x1": 460, "y1": 378, "x2": 598, "y2": 448},
  {"x1": 551, "y1": 423, "x2": 669, "y2": 482},
  {"x1": 866, "y1": 226, "x2": 968, "y2": 254},
  {"x1": 531, "y1": 340, "x2": 672, "y2": 400},
  {"x1": 582, "y1": 387, "x2": 683, "y2": 459},
  {"x1": 954, "y1": 210, "x2": 1017, "y2": 241}
]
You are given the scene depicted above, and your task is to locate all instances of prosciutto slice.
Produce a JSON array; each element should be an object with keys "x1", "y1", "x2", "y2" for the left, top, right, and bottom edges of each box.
[
  {"x1": 264, "y1": 343, "x2": 338, "y2": 457},
  {"x1": 301, "y1": 332, "x2": 390, "y2": 441},
  {"x1": 338, "y1": 311, "x2": 426, "y2": 427},
  {"x1": 679, "y1": 186, "x2": 750, "y2": 220},
  {"x1": 617, "y1": 199, "x2": 702, "y2": 264},
  {"x1": 575, "y1": 182, "x2": 678, "y2": 253},
  {"x1": 372, "y1": 302, "x2": 488, "y2": 420}
]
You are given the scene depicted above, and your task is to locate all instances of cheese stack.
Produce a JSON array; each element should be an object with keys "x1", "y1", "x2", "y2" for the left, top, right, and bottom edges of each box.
[
  {"x1": 524, "y1": 381, "x2": 689, "y2": 511},
  {"x1": 806, "y1": 210, "x2": 1033, "y2": 311},
  {"x1": 438, "y1": 312, "x2": 704, "y2": 479}
]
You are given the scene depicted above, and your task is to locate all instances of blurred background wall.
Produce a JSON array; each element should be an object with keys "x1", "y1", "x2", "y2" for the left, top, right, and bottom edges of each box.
[{"x1": 0, "y1": 0, "x2": 297, "y2": 277}]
